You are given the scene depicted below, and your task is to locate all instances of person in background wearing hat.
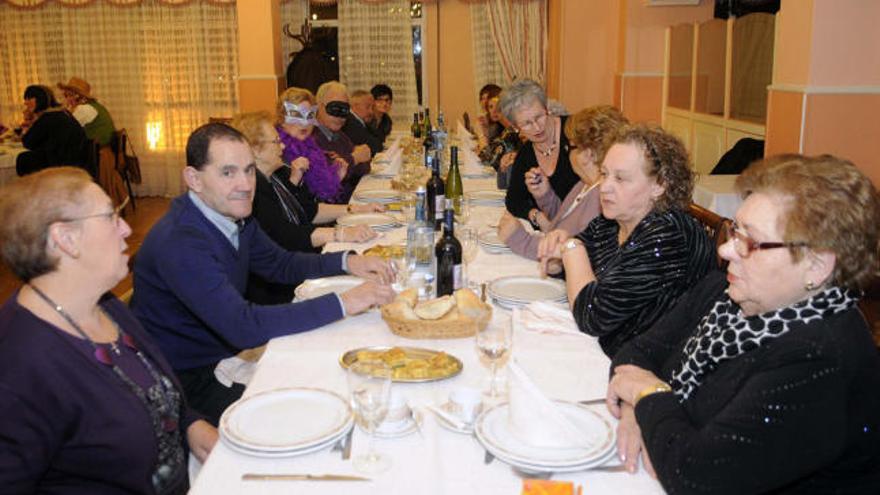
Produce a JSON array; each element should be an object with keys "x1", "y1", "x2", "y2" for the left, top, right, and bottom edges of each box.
[
  {"x1": 16, "y1": 85, "x2": 88, "y2": 177},
  {"x1": 59, "y1": 77, "x2": 129, "y2": 210},
  {"x1": 368, "y1": 84, "x2": 393, "y2": 145},
  {"x1": 313, "y1": 81, "x2": 371, "y2": 203}
]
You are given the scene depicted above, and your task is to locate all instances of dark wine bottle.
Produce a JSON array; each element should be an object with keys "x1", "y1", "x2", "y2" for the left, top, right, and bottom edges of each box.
[
  {"x1": 425, "y1": 152, "x2": 445, "y2": 231},
  {"x1": 411, "y1": 112, "x2": 422, "y2": 139},
  {"x1": 435, "y1": 199, "x2": 463, "y2": 297}
]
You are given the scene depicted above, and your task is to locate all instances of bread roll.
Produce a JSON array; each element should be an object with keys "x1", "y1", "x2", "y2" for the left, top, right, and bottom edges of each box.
[
  {"x1": 396, "y1": 288, "x2": 419, "y2": 308},
  {"x1": 413, "y1": 295, "x2": 455, "y2": 320},
  {"x1": 454, "y1": 288, "x2": 486, "y2": 319},
  {"x1": 384, "y1": 300, "x2": 419, "y2": 320}
]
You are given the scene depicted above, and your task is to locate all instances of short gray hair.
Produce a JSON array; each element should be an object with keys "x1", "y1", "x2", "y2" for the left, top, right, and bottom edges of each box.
[
  {"x1": 499, "y1": 79, "x2": 547, "y2": 123},
  {"x1": 316, "y1": 81, "x2": 348, "y2": 103}
]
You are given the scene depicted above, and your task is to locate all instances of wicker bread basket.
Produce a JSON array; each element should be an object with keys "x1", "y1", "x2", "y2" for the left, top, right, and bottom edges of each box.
[{"x1": 380, "y1": 303, "x2": 493, "y2": 339}]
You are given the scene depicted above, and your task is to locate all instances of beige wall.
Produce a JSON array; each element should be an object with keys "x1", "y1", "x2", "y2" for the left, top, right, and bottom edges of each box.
[
  {"x1": 236, "y1": 0, "x2": 284, "y2": 115},
  {"x1": 425, "y1": 0, "x2": 478, "y2": 128}
]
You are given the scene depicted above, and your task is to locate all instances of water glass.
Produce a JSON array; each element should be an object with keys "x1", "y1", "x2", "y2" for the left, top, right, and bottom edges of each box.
[
  {"x1": 459, "y1": 225, "x2": 479, "y2": 287},
  {"x1": 347, "y1": 362, "x2": 392, "y2": 473},
  {"x1": 476, "y1": 317, "x2": 513, "y2": 400}
]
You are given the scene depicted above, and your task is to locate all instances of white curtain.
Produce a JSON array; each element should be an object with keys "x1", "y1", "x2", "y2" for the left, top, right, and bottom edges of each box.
[
  {"x1": 470, "y1": 1, "x2": 508, "y2": 93},
  {"x1": 481, "y1": 0, "x2": 547, "y2": 86},
  {"x1": 0, "y1": 0, "x2": 239, "y2": 197},
  {"x1": 338, "y1": 0, "x2": 418, "y2": 129}
]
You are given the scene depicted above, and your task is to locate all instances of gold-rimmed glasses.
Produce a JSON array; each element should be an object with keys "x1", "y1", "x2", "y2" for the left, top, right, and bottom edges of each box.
[{"x1": 515, "y1": 112, "x2": 549, "y2": 133}]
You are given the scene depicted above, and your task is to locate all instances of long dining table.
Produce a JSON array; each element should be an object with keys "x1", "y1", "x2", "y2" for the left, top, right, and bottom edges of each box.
[{"x1": 188, "y1": 149, "x2": 665, "y2": 494}]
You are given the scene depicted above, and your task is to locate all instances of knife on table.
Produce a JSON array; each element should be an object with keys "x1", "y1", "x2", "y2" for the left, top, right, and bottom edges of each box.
[{"x1": 242, "y1": 473, "x2": 370, "y2": 482}]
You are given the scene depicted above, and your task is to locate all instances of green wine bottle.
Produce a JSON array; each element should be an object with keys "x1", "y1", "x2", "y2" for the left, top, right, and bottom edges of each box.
[
  {"x1": 445, "y1": 146, "x2": 463, "y2": 215},
  {"x1": 411, "y1": 112, "x2": 421, "y2": 139}
]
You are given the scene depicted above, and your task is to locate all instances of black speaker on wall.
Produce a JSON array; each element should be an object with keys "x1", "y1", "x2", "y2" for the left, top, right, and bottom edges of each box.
[{"x1": 714, "y1": 0, "x2": 780, "y2": 19}]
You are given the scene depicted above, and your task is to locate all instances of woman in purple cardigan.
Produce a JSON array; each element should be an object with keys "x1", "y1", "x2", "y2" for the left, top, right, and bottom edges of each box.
[
  {"x1": 0, "y1": 168, "x2": 217, "y2": 494},
  {"x1": 276, "y1": 86, "x2": 349, "y2": 203},
  {"x1": 498, "y1": 105, "x2": 628, "y2": 260}
]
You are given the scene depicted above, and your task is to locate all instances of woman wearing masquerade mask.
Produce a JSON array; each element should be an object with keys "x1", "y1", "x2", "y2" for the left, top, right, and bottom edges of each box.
[
  {"x1": 275, "y1": 87, "x2": 349, "y2": 204},
  {"x1": 231, "y1": 110, "x2": 382, "y2": 305}
]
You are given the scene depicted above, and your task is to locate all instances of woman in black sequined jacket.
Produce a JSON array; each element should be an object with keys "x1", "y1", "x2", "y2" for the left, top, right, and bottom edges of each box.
[
  {"x1": 606, "y1": 154, "x2": 880, "y2": 494},
  {"x1": 538, "y1": 125, "x2": 714, "y2": 357}
]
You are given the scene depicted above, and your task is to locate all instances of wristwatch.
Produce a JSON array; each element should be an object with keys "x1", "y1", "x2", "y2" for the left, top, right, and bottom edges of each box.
[{"x1": 561, "y1": 238, "x2": 582, "y2": 254}]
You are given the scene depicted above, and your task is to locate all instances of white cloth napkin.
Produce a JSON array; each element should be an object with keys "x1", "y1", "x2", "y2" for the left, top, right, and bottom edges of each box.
[
  {"x1": 214, "y1": 356, "x2": 257, "y2": 387},
  {"x1": 507, "y1": 360, "x2": 599, "y2": 449},
  {"x1": 512, "y1": 301, "x2": 583, "y2": 337}
]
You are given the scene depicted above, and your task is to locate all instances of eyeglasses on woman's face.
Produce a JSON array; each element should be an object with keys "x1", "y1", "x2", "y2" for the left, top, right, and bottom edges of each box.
[
  {"x1": 61, "y1": 202, "x2": 126, "y2": 226},
  {"x1": 515, "y1": 111, "x2": 548, "y2": 133},
  {"x1": 723, "y1": 220, "x2": 809, "y2": 258}
]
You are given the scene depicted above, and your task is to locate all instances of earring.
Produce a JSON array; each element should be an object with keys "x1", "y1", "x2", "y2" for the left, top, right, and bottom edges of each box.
[{"x1": 805, "y1": 280, "x2": 815, "y2": 291}]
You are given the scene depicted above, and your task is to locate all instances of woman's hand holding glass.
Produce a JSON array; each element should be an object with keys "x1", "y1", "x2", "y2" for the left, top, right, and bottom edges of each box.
[{"x1": 347, "y1": 362, "x2": 392, "y2": 474}]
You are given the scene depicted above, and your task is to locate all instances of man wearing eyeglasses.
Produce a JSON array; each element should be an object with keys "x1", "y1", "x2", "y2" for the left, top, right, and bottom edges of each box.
[
  {"x1": 313, "y1": 81, "x2": 372, "y2": 203},
  {"x1": 131, "y1": 122, "x2": 395, "y2": 425},
  {"x1": 342, "y1": 89, "x2": 383, "y2": 156},
  {"x1": 368, "y1": 84, "x2": 394, "y2": 145}
]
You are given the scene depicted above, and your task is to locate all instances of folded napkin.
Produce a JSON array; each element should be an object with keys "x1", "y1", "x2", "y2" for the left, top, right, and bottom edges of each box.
[
  {"x1": 214, "y1": 356, "x2": 257, "y2": 387},
  {"x1": 513, "y1": 302, "x2": 583, "y2": 337},
  {"x1": 507, "y1": 360, "x2": 598, "y2": 449}
]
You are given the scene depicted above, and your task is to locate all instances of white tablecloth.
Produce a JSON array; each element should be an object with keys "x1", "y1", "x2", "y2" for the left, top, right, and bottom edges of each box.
[
  {"x1": 0, "y1": 143, "x2": 23, "y2": 187},
  {"x1": 692, "y1": 175, "x2": 741, "y2": 219},
  {"x1": 189, "y1": 171, "x2": 664, "y2": 495}
]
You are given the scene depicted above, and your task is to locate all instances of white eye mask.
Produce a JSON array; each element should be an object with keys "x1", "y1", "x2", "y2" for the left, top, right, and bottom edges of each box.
[{"x1": 282, "y1": 101, "x2": 317, "y2": 126}]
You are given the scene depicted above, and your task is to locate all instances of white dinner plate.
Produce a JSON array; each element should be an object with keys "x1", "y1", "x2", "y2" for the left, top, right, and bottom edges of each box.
[
  {"x1": 465, "y1": 190, "x2": 506, "y2": 205},
  {"x1": 294, "y1": 275, "x2": 364, "y2": 301},
  {"x1": 478, "y1": 229, "x2": 508, "y2": 248},
  {"x1": 220, "y1": 387, "x2": 352, "y2": 453},
  {"x1": 474, "y1": 401, "x2": 615, "y2": 468},
  {"x1": 337, "y1": 213, "x2": 399, "y2": 230},
  {"x1": 488, "y1": 276, "x2": 567, "y2": 306},
  {"x1": 221, "y1": 422, "x2": 351, "y2": 458},
  {"x1": 462, "y1": 167, "x2": 494, "y2": 179},
  {"x1": 353, "y1": 189, "x2": 401, "y2": 204}
]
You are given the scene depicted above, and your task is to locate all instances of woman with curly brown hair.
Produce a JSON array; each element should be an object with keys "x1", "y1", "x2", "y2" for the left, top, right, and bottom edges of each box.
[
  {"x1": 607, "y1": 154, "x2": 880, "y2": 493},
  {"x1": 538, "y1": 125, "x2": 715, "y2": 357}
]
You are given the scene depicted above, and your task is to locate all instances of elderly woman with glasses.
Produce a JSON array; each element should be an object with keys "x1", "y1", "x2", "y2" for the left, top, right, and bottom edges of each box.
[
  {"x1": 538, "y1": 125, "x2": 714, "y2": 357},
  {"x1": 0, "y1": 167, "x2": 217, "y2": 494},
  {"x1": 501, "y1": 79, "x2": 580, "y2": 225},
  {"x1": 230, "y1": 111, "x2": 381, "y2": 305},
  {"x1": 276, "y1": 87, "x2": 349, "y2": 203},
  {"x1": 498, "y1": 105, "x2": 628, "y2": 259},
  {"x1": 605, "y1": 155, "x2": 880, "y2": 493}
]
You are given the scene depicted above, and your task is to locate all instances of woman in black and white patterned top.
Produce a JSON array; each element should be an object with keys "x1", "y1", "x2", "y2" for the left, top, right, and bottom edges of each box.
[
  {"x1": 538, "y1": 125, "x2": 715, "y2": 357},
  {"x1": 607, "y1": 154, "x2": 880, "y2": 494}
]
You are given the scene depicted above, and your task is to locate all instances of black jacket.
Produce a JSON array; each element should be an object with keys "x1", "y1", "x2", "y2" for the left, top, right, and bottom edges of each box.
[{"x1": 343, "y1": 115, "x2": 382, "y2": 156}]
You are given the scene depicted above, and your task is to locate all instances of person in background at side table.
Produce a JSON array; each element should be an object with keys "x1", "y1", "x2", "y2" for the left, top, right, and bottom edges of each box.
[
  {"x1": 538, "y1": 125, "x2": 714, "y2": 357},
  {"x1": 15, "y1": 85, "x2": 88, "y2": 177},
  {"x1": 368, "y1": 83, "x2": 394, "y2": 145},
  {"x1": 498, "y1": 105, "x2": 628, "y2": 260},
  {"x1": 58, "y1": 76, "x2": 129, "y2": 210},
  {"x1": 607, "y1": 155, "x2": 880, "y2": 493},
  {"x1": 230, "y1": 111, "x2": 380, "y2": 305},
  {"x1": 501, "y1": 79, "x2": 580, "y2": 225},
  {"x1": 0, "y1": 167, "x2": 217, "y2": 494},
  {"x1": 343, "y1": 89, "x2": 383, "y2": 156},
  {"x1": 132, "y1": 123, "x2": 395, "y2": 425}
]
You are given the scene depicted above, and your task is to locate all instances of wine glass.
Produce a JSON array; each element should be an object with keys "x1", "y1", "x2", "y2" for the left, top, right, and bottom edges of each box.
[
  {"x1": 347, "y1": 362, "x2": 392, "y2": 473},
  {"x1": 475, "y1": 317, "x2": 513, "y2": 400}
]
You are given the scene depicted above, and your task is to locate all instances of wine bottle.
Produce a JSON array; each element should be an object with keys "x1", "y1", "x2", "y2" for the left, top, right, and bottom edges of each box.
[
  {"x1": 411, "y1": 112, "x2": 422, "y2": 139},
  {"x1": 445, "y1": 146, "x2": 463, "y2": 215},
  {"x1": 425, "y1": 152, "x2": 445, "y2": 231},
  {"x1": 435, "y1": 199, "x2": 463, "y2": 296},
  {"x1": 422, "y1": 108, "x2": 432, "y2": 144},
  {"x1": 406, "y1": 188, "x2": 434, "y2": 270}
]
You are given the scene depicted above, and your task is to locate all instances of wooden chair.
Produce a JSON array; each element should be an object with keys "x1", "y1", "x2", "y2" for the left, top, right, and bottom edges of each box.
[{"x1": 687, "y1": 202, "x2": 733, "y2": 270}]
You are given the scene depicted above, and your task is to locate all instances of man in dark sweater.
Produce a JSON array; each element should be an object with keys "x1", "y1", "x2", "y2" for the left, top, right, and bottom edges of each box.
[
  {"x1": 343, "y1": 89, "x2": 383, "y2": 156},
  {"x1": 314, "y1": 81, "x2": 372, "y2": 202},
  {"x1": 132, "y1": 123, "x2": 395, "y2": 424}
]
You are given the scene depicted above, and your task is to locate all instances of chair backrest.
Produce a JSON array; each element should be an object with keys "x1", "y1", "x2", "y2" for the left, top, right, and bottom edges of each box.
[
  {"x1": 687, "y1": 202, "x2": 732, "y2": 269},
  {"x1": 80, "y1": 138, "x2": 100, "y2": 181}
]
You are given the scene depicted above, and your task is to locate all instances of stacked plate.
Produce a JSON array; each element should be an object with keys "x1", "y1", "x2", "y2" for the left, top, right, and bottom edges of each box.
[
  {"x1": 478, "y1": 229, "x2": 511, "y2": 254},
  {"x1": 488, "y1": 276, "x2": 568, "y2": 308},
  {"x1": 294, "y1": 275, "x2": 364, "y2": 302},
  {"x1": 353, "y1": 189, "x2": 401, "y2": 204},
  {"x1": 465, "y1": 190, "x2": 506, "y2": 206},
  {"x1": 475, "y1": 401, "x2": 617, "y2": 473},
  {"x1": 219, "y1": 387, "x2": 353, "y2": 458},
  {"x1": 336, "y1": 213, "x2": 400, "y2": 231},
  {"x1": 461, "y1": 166, "x2": 495, "y2": 179}
]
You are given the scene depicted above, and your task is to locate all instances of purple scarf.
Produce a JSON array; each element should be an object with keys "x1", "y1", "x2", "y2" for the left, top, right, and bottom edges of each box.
[{"x1": 277, "y1": 125, "x2": 345, "y2": 203}]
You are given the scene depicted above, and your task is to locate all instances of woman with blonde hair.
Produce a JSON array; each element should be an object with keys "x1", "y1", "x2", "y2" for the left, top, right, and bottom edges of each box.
[
  {"x1": 0, "y1": 167, "x2": 216, "y2": 493},
  {"x1": 276, "y1": 87, "x2": 348, "y2": 203},
  {"x1": 498, "y1": 105, "x2": 627, "y2": 259},
  {"x1": 607, "y1": 154, "x2": 880, "y2": 493}
]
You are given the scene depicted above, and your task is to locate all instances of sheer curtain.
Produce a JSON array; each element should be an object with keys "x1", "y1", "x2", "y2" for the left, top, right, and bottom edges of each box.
[
  {"x1": 479, "y1": 0, "x2": 546, "y2": 85},
  {"x1": 338, "y1": 0, "x2": 418, "y2": 128},
  {"x1": 0, "y1": 1, "x2": 239, "y2": 196},
  {"x1": 470, "y1": 1, "x2": 509, "y2": 92}
]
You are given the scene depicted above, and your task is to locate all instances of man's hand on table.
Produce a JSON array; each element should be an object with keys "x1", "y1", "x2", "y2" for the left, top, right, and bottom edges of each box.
[
  {"x1": 340, "y1": 281, "x2": 395, "y2": 315},
  {"x1": 347, "y1": 254, "x2": 394, "y2": 284},
  {"x1": 352, "y1": 144, "x2": 372, "y2": 164},
  {"x1": 337, "y1": 225, "x2": 378, "y2": 243}
]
